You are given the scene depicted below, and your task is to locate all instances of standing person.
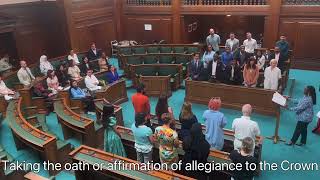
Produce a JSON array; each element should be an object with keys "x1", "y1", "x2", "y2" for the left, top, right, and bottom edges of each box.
[
  {"x1": 201, "y1": 45, "x2": 215, "y2": 69},
  {"x1": 131, "y1": 84, "x2": 150, "y2": 115},
  {"x1": 243, "y1": 57, "x2": 259, "y2": 87},
  {"x1": 68, "y1": 49, "x2": 80, "y2": 64},
  {"x1": 39, "y1": 55, "x2": 53, "y2": 76},
  {"x1": 67, "y1": 60, "x2": 81, "y2": 81},
  {"x1": 178, "y1": 102, "x2": 198, "y2": 140},
  {"x1": 234, "y1": 45, "x2": 249, "y2": 68},
  {"x1": 101, "y1": 103, "x2": 127, "y2": 157},
  {"x1": 189, "y1": 52, "x2": 204, "y2": 81},
  {"x1": 256, "y1": 50, "x2": 266, "y2": 71},
  {"x1": 270, "y1": 46, "x2": 286, "y2": 72},
  {"x1": 206, "y1": 28, "x2": 221, "y2": 52},
  {"x1": 17, "y1": 60, "x2": 35, "y2": 87},
  {"x1": 312, "y1": 111, "x2": 320, "y2": 134},
  {"x1": 286, "y1": 86, "x2": 316, "y2": 146},
  {"x1": 202, "y1": 97, "x2": 227, "y2": 150},
  {"x1": 182, "y1": 123, "x2": 210, "y2": 180},
  {"x1": 0, "y1": 73, "x2": 18, "y2": 100},
  {"x1": 79, "y1": 57, "x2": 92, "y2": 76},
  {"x1": 131, "y1": 113, "x2": 154, "y2": 163},
  {"x1": 154, "y1": 113, "x2": 179, "y2": 169},
  {"x1": 155, "y1": 94, "x2": 173, "y2": 125},
  {"x1": 229, "y1": 137, "x2": 258, "y2": 180},
  {"x1": 106, "y1": 65, "x2": 119, "y2": 84},
  {"x1": 225, "y1": 32, "x2": 240, "y2": 52},
  {"x1": 46, "y1": 70, "x2": 62, "y2": 95},
  {"x1": 232, "y1": 104, "x2": 261, "y2": 155},
  {"x1": 208, "y1": 53, "x2": 225, "y2": 83},
  {"x1": 264, "y1": 59, "x2": 282, "y2": 90},
  {"x1": 70, "y1": 80, "x2": 95, "y2": 114},
  {"x1": 225, "y1": 59, "x2": 242, "y2": 85},
  {"x1": 87, "y1": 43, "x2": 102, "y2": 60},
  {"x1": 243, "y1": 32, "x2": 257, "y2": 56},
  {"x1": 275, "y1": 35, "x2": 289, "y2": 61},
  {"x1": 84, "y1": 69, "x2": 101, "y2": 91},
  {"x1": 221, "y1": 46, "x2": 234, "y2": 66}
]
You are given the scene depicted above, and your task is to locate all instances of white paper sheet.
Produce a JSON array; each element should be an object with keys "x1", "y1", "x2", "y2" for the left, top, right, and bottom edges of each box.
[
  {"x1": 317, "y1": 111, "x2": 320, "y2": 118},
  {"x1": 272, "y1": 92, "x2": 287, "y2": 106}
]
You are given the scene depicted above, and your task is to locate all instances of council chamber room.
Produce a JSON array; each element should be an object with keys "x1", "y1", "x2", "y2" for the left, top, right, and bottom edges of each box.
[{"x1": 0, "y1": 0, "x2": 320, "y2": 180}]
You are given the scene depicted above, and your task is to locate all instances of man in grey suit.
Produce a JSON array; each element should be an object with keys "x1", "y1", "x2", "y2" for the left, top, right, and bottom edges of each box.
[{"x1": 225, "y1": 32, "x2": 240, "y2": 52}]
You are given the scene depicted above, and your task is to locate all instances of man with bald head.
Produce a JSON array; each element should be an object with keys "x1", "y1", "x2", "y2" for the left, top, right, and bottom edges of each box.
[
  {"x1": 232, "y1": 104, "x2": 261, "y2": 155},
  {"x1": 206, "y1": 28, "x2": 221, "y2": 52},
  {"x1": 17, "y1": 60, "x2": 35, "y2": 86}
]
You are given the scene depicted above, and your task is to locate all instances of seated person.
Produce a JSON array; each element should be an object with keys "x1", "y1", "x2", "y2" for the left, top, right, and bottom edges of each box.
[
  {"x1": 221, "y1": 46, "x2": 233, "y2": 66},
  {"x1": 79, "y1": 56, "x2": 92, "y2": 75},
  {"x1": 243, "y1": 57, "x2": 259, "y2": 87},
  {"x1": 67, "y1": 60, "x2": 81, "y2": 81},
  {"x1": 188, "y1": 52, "x2": 203, "y2": 81},
  {"x1": 33, "y1": 80, "x2": 56, "y2": 112},
  {"x1": 17, "y1": 60, "x2": 35, "y2": 87},
  {"x1": 39, "y1": 55, "x2": 53, "y2": 76},
  {"x1": 68, "y1": 49, "x2": 80, "y2": 64},
  {"x1": 0, "y1": 73, "x2": 19, "y2": 100},
  {"x1": 225, "y1": 59, "x2": 243, "y2": 85},
  {"x1": 70, "y1": 80, "x2": 95, "y2": 114},
  {"x1": 201, "y1": 45, "x2": 215, "y2": 69},
  {"x1": 207, "y1": 53, "x2": 225, "y2": 82},
  {"x1": 106, "y1": 65, "x2": 119, "y2": 84},
  {"x1": 46, "y1": 70, "x2": 63, "y2": 94},
  {"x1": 87, "y1": 42, "x2": 101, "y2": 61},
  {"x1": 98, "y1": 52, "x2": 109, "y2": 72},
  {"x1": 84, "y1": 69, "x2": 101, "y2": 91},
  {"x1": 264, "y1": 59, "x2": 282, "y2": 90},
  {"x1": 255, "y1": 50, "x2": 266, "y2": 71},
  {"x1": 0, "y1": 53, "x2": 12, "y2": 72},
  {"x1": 229, "y1": 137, "x2": 258, "y2": 180},
  {"x1": 56, "y1": 64, "x2": 70, "y2": 88}
]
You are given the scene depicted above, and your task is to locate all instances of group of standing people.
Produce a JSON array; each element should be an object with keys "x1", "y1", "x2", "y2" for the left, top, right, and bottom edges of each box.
[{"x1": 190, "y1": 29, "x2": 289, "y2": 91}]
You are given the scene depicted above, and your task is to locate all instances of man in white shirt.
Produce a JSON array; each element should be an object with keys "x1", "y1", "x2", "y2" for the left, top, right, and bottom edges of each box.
[
  {"x1": 17, "y1": 60, "x2": 35, "y2": 87},
  {"x1": 232, "y1": 104, "x2": 261, "y2": 155},
  {"x1": 243, "y1": 32, "x2": 257, "y2": 55},
  {"x1": 206, "y1": 28, "x2": 221, "y2": 52},
  {"x1": 0, "y1": 54, "x2": 12, "y2": 72},
  {"x1": 225, "y1": 32, "x2": 240, "y2": 52},
  {"x1": 264, "y1": 59, "x2": 282, "y2": 90},
  {"x1": 84, "y1": 69, "x2": 101, "y2": 91}
]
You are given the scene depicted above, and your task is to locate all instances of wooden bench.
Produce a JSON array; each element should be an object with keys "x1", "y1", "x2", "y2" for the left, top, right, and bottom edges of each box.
[
  {"x1": 70, "y1": 145, "x2": 195, "y2": 180},
  {"x1": 6, "y1": 98, "x2": 71, "y2": 176},
  {"x1": 54, "y1": 98, "x2": 103, "y2": 148},
  {"x1": 94, "y1": 98, "x2": 124, "y2": 126}
]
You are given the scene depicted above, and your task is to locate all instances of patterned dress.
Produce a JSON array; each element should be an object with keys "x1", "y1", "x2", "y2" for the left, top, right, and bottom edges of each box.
[
  {"x1": 104, "y1": 117, "x2": 127, "y2": 157},
  {"x1": 155, "y1": 126, "x2": 179, "y2": 166}
]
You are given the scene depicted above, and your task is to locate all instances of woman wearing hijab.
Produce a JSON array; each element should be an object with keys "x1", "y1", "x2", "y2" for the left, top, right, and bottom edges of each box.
[
  {"x1": 286, "y1": 86, "x2": 317, "y2": 146},
  {"x1": 182, "y1": 123, "x2": 210, "y2": 180},
  {"x1": 39, "y1": 55, "x2": 53, "y2": 76}
]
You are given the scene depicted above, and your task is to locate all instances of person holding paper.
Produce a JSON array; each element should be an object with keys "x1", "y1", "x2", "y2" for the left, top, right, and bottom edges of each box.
[
  {"x1": 286, "y1": 86, "x2": 316, "y2": 146},
  {"x1": 312, "y1": 111, "x2": 320, "y2": 135}
]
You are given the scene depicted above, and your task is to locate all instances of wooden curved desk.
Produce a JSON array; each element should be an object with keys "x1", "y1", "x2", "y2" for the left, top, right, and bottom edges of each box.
[
  {"x1": 70, "y1": 145, "x2": 195, "y2": 180},
  {"x1": 54, "y1": 99, "x2": 103, "y2": 148},
  {"x1": 7, "y1": 98, "x2": 58, "y2": 176},
  {"x1": 94, "y1": 79, "x2": 128, "y2": 105}
]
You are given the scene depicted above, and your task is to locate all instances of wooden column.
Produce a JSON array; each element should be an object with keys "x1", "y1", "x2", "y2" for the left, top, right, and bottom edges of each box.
[
  {"x1": 113, "y1": 0, "x2": 123, "y2": 41},
  {"x1": 263, "y1": 0, "x2": 281, "y2": 48},
  {"x1": 172, "y1": 0, "x2": 181, "y2": 43}
]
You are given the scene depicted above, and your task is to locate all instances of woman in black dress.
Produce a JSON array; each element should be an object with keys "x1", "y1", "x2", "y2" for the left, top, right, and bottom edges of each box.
[{"x1": 178, "y1": 101, "x2": 198, "y2": 140}]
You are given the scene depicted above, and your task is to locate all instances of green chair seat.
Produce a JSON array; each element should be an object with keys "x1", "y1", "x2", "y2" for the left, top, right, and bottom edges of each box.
[
  {"x1": 187, "y1": 46, "x2": 200, "y2": 54},
  {"x1": 173, "y1": 46, "x2": 185, "y2": 54},
  {"x1": 160, "y1": 46, "x2": 172, "y2": 53},
  {"x1": 127, "y1": 56, "x2": 143, "y2": 65},
  {"x1": 147, "y1": 47, "x2": 159, "y2": 54},
  {"x1": 133, "y1": 47, "x2": 146, "y2": 55},
  {"x1": 159, "y1": 55, "x2": 174, "y2": 64},
  {"x1": 158, "y1": 66, "x2": 178, "y2": 77},
  {"x1": 143, "y1": 55, "x2": 158, "y2": 64},
  {"x1": 175, "y1": 54, "x2": 191, "y2": 65},
  {"x1": 119, "y1": 47, "x2": 132, "y2": 55},
  {"x1": 135, "y1": 66, "x2": 157, "y2": 76}
]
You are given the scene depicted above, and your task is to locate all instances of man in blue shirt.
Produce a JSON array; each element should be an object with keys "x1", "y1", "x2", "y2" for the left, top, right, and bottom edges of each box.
[{"x1": 221, "y1": 46, "x2": 233, "y2": 66}]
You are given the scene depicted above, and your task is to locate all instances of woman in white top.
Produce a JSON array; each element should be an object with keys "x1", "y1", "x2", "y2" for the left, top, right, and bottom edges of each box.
[
  {"x1": 255, "y1": 50, "x2": 266, "y2": 71},
  {"x1": 46, "y1": 70, "x2": 62, "y2": 94},
  {"x1": 39, "y1": 55, "x2": 53, "y2": 76},
  {"x1": 201, "y1": 45, "x2": 215, "y2": 69},
  {"x1": 68, "y1": 49, "x2": 80, "y2": 64},
  {"x1": 0, "y1": 73, "x2": 18, "y2": 100},
  {"x1": 264, "y1": 59, "x2": 282, "y2": 90},
  {"x1": 67, "y1": 60, "x2": 81, "y2": 81}
]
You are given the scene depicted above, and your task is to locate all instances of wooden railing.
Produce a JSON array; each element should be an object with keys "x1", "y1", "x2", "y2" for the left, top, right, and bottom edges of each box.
[
  {"x1": 283, "y1": 0, "x2": 320, "y2": 5},
  {"x1": 126, "y1": 0, "x2": 171, "y2": 6},
  {"x1": 182, "y1": 0, "x2": 267, "y2": 5}
]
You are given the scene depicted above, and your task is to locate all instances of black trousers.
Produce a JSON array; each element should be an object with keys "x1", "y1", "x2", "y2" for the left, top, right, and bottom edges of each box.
[
  {"x1": 81, "y1": 96, "x2": 95, "y2": 112},
  {"x1": 291, "y1": 121, "x2": 309, "y2": 144}
]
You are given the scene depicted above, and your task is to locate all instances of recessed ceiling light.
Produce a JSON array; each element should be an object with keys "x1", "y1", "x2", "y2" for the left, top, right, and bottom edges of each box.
[{"x1": 226, "y1": 14, "x2": 232, "y2": 17}]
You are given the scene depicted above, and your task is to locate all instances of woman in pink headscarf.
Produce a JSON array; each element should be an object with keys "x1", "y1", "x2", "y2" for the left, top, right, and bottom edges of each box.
[{"x1": 202, "y1": 97, "x2": 227, "y2": 150}]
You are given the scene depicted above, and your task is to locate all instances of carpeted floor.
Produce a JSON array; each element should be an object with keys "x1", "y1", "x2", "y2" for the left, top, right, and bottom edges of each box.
[{"x1": 0, "y1": 58, "x2": 319, "y2": 179}]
